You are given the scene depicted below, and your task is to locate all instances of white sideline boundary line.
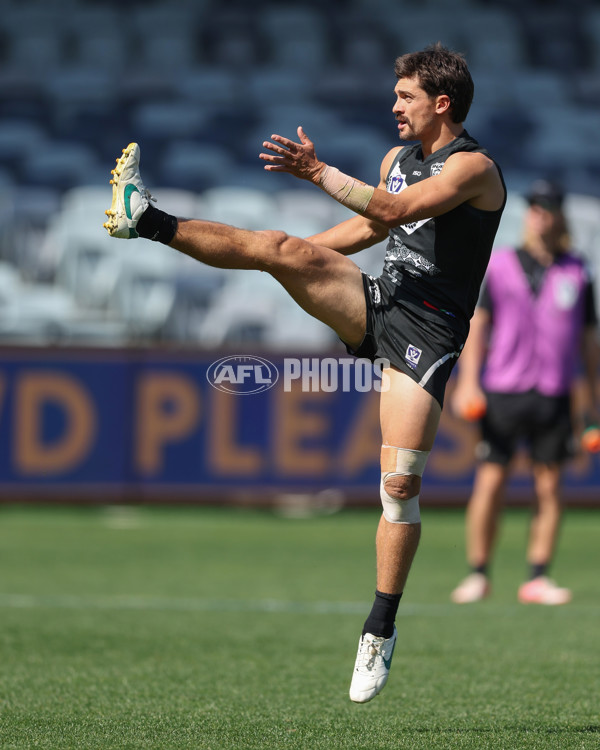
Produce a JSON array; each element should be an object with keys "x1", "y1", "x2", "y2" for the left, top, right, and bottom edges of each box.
[{"x1": 0, "y1": 594, "x2": 598, "y2": 616}]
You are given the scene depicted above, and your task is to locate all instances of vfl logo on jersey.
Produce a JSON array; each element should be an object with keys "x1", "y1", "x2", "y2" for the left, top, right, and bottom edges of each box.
[
  {"x1": 387, "y1": 166, "x2": 405, "y2": 194},
  {"x1": 405, "y1": 344, "x2": 422, "y2": 370},
  {"x1": 430, "y1": 162, "x2": 445, "y2": 176},
  {"x1": 387, "y1": 162, "x2": 432, "y2": 235}
]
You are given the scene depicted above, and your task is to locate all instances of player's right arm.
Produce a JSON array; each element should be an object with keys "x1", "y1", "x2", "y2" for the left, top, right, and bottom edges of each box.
[
  {"x1": 305, "y1": 147, "x2": 400, "y2": 255},
  {"x1": 262, "y1": 128, "x2": 504, "y2": 222}
]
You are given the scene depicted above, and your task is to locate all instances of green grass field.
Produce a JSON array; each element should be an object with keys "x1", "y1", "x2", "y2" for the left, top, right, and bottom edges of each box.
[{"x1": 0, "y1": 504, "x2": 598, "y2": 750}]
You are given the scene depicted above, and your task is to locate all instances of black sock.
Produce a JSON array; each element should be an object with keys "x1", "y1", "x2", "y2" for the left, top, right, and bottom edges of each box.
[
  {"x1": 530, "y1": 562, "x2": 548, "y2": 580},
  {"x1": 472, "y1": 563, "x2": 488, "y2": 577},
  {"x1": 136, "y1": 204, "x2": 179, "y2": 244},
  {"x1": 362, "y1": 590, "x2": 402, "y2": 638}
]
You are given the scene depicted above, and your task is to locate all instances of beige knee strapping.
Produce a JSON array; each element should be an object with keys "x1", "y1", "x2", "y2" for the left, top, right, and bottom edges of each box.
[{"x1": 380, "y1": 444, "x2": 430, "y2": 524}]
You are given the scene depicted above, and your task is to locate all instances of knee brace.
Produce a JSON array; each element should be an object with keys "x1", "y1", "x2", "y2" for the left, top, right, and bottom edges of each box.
[{"x1": 380, "y1": 444, "x2": 430, "y2": 524}]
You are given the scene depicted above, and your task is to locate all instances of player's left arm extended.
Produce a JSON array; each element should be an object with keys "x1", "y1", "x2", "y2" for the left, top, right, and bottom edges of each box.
[{"x1": 260, "y1": 127, "x2": 502, "y2": 225}]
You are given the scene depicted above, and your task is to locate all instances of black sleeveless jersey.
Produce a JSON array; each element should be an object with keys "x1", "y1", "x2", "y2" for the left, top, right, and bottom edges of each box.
[{"x1": 382, "y1": 130, "x2": 506, "y2": 335}]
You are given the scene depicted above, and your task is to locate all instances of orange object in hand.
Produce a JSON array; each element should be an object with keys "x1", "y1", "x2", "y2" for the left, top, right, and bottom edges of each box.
[
  {"x1": 462, "y1": 398, "x2": 487, "y2": 421},
  {"x1": 581, "y1": 425, "x2": 600, "y2": 453}
]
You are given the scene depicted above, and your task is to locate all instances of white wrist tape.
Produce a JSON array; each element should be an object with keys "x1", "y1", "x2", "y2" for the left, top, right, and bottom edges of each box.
[{"x1": 317, "y1": 165, "x2": 374, "y2": 213}]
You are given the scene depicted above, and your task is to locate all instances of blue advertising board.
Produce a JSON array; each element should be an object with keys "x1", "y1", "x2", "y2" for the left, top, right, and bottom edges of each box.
[{"x1": 0, "y1": 348, "x2": 598, "y2": 505}]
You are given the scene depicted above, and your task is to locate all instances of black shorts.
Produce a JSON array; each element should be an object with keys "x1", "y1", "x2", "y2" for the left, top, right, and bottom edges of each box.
[
  {"x1": 478, "y1": 390, "x2": 574, "y2": 465},
  {"x1": 345, "y1": 273, "x2": 466, "y2": 408}
]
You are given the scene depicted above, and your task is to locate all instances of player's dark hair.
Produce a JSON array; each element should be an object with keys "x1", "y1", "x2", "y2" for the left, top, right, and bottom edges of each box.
[{"x1": 394, "y1": 43, "x2": 474, "y2": 124}]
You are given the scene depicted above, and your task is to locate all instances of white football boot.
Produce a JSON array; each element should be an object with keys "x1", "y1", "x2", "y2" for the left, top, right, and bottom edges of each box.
[
  {"x1": 518, "y1": 576, "x2": 571, "y2": 605},
  {"x1": 450, "y1": 572, "x2": 491, "y2": 603},
  {"x1": 349, "y1": 626, "x2": 397, "y2": 703},
  {"x1": 103, "y1": 142, "x2": 155, "y2": 239}
]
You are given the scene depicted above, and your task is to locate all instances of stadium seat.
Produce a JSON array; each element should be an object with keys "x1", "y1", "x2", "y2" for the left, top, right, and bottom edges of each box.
[
  {"x1": 583, "y1": 8, "x2": 600, "y2": 69},
  {"x1": 464, "y1": 9, "x2": 527, "y2": 70},
  {"x1": 174, "y1": 68, "x2": 239, "y2": 105},
  {"x1": 205, "y1": 27, "x2": 262, "y2": 68},
  {"x1": 381, "y1": 9, "x2": 467, "y2": 56},
  {"x1": 527, "y1": 107, "x2": 600, "y2": 167},
  {"x1": 268, "y1": 213, "x2": 327, "y2": 239},
  {"x1": 564, "y1": 193, "x2": 600, "y2": 259},
  {"x1": 241, "y1": 103, "x2": 342, "y2": 166},
  {"x1": 337, "y1": 29, "x2": 394, "y2": 72},
  {"x1": 60, "y1": 185, "x2": 117, "y2": 219},
  {"x1": 64, "y1": 5, "x2": 120, "y2": 34},
  {"x1": 0, "y1": 5, "x2": 67, "y2": 74},
  {"x1": 109, "y1": 243, "x2": 180, "y2": 340},
  {"x1": 521, "y1": 8, "x2": 588, "y2": 71},
  {"x1": 70, "y1": 29, "x2": 129, "y2": 72},
  {"x1": 132, "y1": 101, "x2": 213, "y2": 140},
  {"x1": 131, "y1": 5, "x2": 198, "y2": 35},
  {"x1": 258, "y1": 5, "x2": 327, "y2": 42},
  {"x1": 131, "y1": 6, "x2": 203, "y2": 70},
  {"x1": 0, "y1": 120, "x2": 47, "y2": 167},
  {"x1": 159, "y1": 141, "x2": 236, "y2": 192},
  {"x1": 161, "y1": 258, "x2": 230, "y2": 344},
  {"x1": 200, "y1": 186, "x2": 277, "y2": 230},
  {"x1": 275, "y1": 189, "x2": 344, "y2": 228},
  {"x1": 0, "y1": 261, "x2": 21, "y2": 300},
  {"x1": 20, "y1": 141, "x2": 105, "y2": 190},
  {"x1": 510, "y1": 71, "x2": 568, "y2": 110},
  {"x1": 315, "y1": 127, "x2": 393, "y2": 182},
  {"x1": 142, "y1": 188, "x2": 200, "y2": 221},
  {"x1": 258, "y1": 6, "x2": 331, "y2": 70},
  {"x1": 4, "y1": 186, "x2": 65, "y2": 280},
  {"x1": 0, "y1": 279, "x2": 81, "y2": 346},
  {"x1": 115, "y1": 70, "x2": 177, "y2": 104},
  {"x1": 55, "y1": 228, "x2": 124, "y2": 311},
  {"x1": 197, "y1": 271, "x2": 336, "y2": 350},
  {"x1": 469, "y1": 70, "x2": 515, "y2": 107},
  {"x1": 137, "y1": 32, "x2": 200, "y2": 72},
  {"x1": 247, "y1": 67, "x2": 313, "y2": 106},
  {"x1": 6, "y1": 31, "x2": 65, "y2": 73},
  {"x1": 43, "y1": 68, "x2": 116, "y2": 108}
]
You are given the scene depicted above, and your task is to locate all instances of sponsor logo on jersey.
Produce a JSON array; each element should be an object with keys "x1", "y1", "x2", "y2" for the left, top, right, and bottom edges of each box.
[
  {"x1": 405, "y1": 344, "x2": 423, "y2": 370},
  {"x1": 430, "y1": 162, "x2": 445, "y2": 176},
  {"x1": 555, "y1": 277, "x2": 578, "y2": 309}
]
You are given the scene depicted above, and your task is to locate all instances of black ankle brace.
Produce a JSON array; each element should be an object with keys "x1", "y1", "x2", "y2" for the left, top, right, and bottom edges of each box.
[
  {"x1": 362, "y1": 590, "x2": 402, "y2": 639},
  {"x1": 136, "y1": 204, "x2": 178, "y2": 245}
]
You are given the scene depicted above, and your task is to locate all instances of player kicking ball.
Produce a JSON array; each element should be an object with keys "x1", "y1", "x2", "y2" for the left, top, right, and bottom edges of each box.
[{"x1": 104, "y1": 44, "x2": 506, "y2": 703}]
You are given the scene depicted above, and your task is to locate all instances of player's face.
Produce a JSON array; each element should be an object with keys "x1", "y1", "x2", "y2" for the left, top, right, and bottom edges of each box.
[
  {"x1": 526, "y1": 203, "x2": 564, "y2": 247},
  {"x1": 392, "y1": 76, "x2": 438, "y2": 141}
]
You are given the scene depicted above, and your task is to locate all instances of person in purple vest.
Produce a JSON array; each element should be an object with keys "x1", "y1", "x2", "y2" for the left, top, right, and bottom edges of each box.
[{"x1": 451, "y1": 179, "x2": 599, "y2": 605}]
